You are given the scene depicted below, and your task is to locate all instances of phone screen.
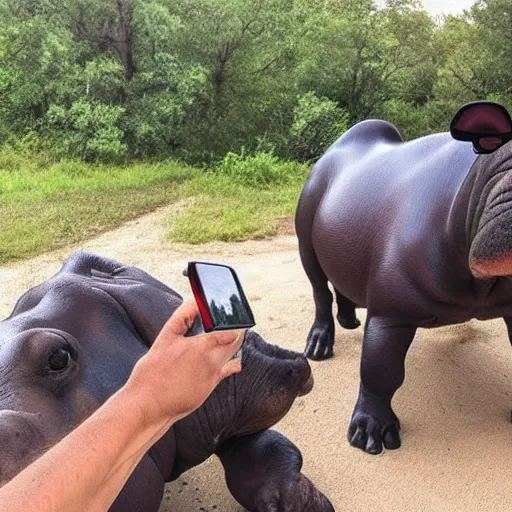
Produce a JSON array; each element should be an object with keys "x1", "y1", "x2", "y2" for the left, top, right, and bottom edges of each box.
[{"x1": 194, "y1": 263, "x2": 254, "y2": 329}]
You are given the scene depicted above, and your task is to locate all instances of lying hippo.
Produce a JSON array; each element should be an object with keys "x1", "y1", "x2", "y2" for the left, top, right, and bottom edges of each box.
[
  {"x1": 295, "y1": 101, "x2": 512, "y2": 454},
  {"x1": 0, "y1": 252, "x2": 334, "y2": 511}
]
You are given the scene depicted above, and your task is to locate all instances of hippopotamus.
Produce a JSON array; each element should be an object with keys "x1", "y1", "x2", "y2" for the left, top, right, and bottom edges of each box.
[
  {"x1": 295, "y1": 101, "x2": 512, "y2": 455},
  {"x1": 0, "y1": 252, "x2": 334, "y2": 511}
]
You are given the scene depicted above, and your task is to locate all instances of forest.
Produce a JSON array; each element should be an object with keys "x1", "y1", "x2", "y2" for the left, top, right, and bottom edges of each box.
[
  {"x1": 2, "y1": 0, "x2": 512, "y2": 263},
  {"x1": 1, "y1": 0, "x2": 511, "y2": 164}
]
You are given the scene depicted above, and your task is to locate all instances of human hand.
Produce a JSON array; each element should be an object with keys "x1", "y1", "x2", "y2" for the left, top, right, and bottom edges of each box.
[{"x1": 127, "y1": 301, "x2": 244, "y2": 428}]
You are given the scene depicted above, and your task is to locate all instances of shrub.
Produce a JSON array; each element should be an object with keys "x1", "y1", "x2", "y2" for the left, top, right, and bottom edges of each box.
[
  {"x1": 0, "y1": 145, "x2": 37, "y2": 173},
  {"x1": 0, "y1": 135, "x2": 51, "y2": 173},
  {"x1": 378, "y1": 98, "x2": 457, "y2": 140},
  {"x1": 214, "y1": 150, "x2": 306, "y2": 188},
  {"x1": 288, "y1": 92, "x2": 350, "y2": 162},
  {"x1": 44, "y1": 100, "x2": 127, "y2": 162}
]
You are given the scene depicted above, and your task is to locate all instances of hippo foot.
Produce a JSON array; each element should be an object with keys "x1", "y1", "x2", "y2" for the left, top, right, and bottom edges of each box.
[
  {"x1": 253, "y1": 474, "x2": 335, "y2": 512},
  {"x1": 336, "y1": 313, "x2": 361, "y2": 330},
  {"x1": 304, "y1": 322, "x2": 334, "y2": 361},
  {"x1": 219, "y1": 431, "x2": 334, "y2": 512},
  {"x1": 348, "y1": 391, "x2": 401, "y2": 454}
]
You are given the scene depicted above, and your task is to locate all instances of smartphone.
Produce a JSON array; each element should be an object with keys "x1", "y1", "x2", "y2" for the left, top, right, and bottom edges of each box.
[{"x1": 186, "y1": 261, "x2": 256, "y2": 333}]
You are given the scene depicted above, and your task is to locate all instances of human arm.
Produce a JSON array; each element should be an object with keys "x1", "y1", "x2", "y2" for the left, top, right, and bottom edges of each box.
[{"x1": 0, "y1": 301, "x2": 244, "y2": 512}]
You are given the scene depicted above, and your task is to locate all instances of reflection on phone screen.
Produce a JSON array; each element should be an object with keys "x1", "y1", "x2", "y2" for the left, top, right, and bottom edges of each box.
[{"x1": 195, "y1": 264, "x2": 254, "y2": 328}]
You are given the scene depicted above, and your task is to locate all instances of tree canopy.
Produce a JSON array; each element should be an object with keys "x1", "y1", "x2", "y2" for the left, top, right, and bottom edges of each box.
[{"x1": 0, "y1": 0, "x2": 510, "y2": 163}]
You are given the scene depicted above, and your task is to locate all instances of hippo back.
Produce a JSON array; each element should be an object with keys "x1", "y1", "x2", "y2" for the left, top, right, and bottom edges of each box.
[{"x1": 299, "y1": 120, "x2": 479, "y2": 309}]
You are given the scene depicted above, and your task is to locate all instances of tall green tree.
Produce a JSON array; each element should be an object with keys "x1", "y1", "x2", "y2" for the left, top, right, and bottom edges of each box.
[
  {"x1": 165, "y1": 0, "x2": 299, "y2": 158},
  {"x1": 294, "y1": 0, "x2": 437, "y2": 123}
]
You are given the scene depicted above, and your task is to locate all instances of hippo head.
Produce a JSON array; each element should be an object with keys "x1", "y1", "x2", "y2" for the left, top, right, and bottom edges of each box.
[
  {"x1": 0, "y1": 327, "x2": 103, "y2": 486},
  {"x1": 0, "y1": 252, "x2": 313, "y2": 488},
  {"x1": 450, "y1": 101, "x2": 512, "y2": 279}
]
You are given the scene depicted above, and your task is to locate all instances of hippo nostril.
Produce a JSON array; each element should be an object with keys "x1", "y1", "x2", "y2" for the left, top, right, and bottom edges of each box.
[{"x1": 245, "y1": 331, "x2": 314, "y2": 394}]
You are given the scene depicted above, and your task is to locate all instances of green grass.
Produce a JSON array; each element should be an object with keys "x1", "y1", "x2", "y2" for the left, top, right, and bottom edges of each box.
[
  {"x1": 168, "y1": 174, "x2": 306, "y2": 244},
  {"x1": 167, "y1": 152, "x2": 309, "y2": 244},
  {"x1": 0, "y1": 150, "x2": 309, "y2": 264},
  {"x1": 0, "y1": 158, "x2": 198, "y2": 264}
]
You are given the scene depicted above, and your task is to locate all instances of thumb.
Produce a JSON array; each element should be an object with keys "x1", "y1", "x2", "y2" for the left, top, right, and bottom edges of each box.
[{"x1": 162, "y1": 301, "x2": 199, "y2": 337}]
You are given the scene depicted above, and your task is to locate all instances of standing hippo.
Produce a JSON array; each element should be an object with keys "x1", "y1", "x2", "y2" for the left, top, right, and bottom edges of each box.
[
  {"x1": 295, "y1": 101, "x2": 512, "y2": 455},
  {"x1": 0, "y1": 252, "x2": 334, "y2": 511}
]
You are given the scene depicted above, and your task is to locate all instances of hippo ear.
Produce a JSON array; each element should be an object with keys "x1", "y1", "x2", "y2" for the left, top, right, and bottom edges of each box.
[{"x1": 450, "y1": 101, "x2": 512, "y2": 154}]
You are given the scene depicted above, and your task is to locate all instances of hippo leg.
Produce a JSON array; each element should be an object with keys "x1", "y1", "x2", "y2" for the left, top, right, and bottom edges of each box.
[
  {"x1": 348, "y1": 317, "x2": 416, "y2": 454},
  {"x1": 299, "y1": 245, "x2": 335, "y2": 360},
  {"x1": 335, "y1": 289, "x2": 361, "y2": 329},
  {"x1": 217, "y1": 430, "x2": 334, "y2": 512}
]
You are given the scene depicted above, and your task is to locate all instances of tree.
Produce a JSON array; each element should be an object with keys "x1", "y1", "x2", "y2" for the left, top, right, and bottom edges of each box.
[
  {"x1": 470, "y1": 0, "x2": 512, "y2": 104},
  {"x1": 295, "y1": 0, "x2": 437, "y2": 122},
  {"x1": 164, "y1": 0, "x2": 299, "y2": 158},
  {"x1": 0, "y1": 0, "x2": 206, "y2": 160},
  {"x1": 1, "y1": 0, "x2": 509, "y2": 160}
]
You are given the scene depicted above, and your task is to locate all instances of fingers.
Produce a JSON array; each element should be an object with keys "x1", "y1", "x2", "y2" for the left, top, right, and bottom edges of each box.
[
  {"x1": 201, "y1": 330, "x2": 244, "y2": 378},
  {"x1": 163, "y1": 303, "x2": 244, "y2": 344},
  {"x1": 207, "y1": 329, "x2": 245, "y2": 347},
  {"x1": 207, "y1": 329, "x2": 245, "y2": 359},
  {"x1": 158, "y1": 304, "x2": 245, "y2": 371},
  {"x1": 219, "y1": 359, "x2": 242, "y2": 380},
  {"x1": 162, "y1": 301, "x2": 199, "y2": 336}
]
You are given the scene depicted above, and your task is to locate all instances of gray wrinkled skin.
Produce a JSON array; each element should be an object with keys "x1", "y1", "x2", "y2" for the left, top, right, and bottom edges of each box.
[
  {"x1": 296, "y1": 115, "x2": 512, "y2": 455},
  {"x1": 0, "y1": 252, "x2": 333, "y2": 512}
]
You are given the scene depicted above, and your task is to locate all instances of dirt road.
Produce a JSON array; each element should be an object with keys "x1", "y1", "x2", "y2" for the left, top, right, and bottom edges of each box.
[{"x1": 1, "y1": 204, "x2": 511, "y2": 512}]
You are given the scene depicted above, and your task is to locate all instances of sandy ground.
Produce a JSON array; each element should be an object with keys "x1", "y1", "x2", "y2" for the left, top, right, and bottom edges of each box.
[{"x1": 1, "y1": 204, "x2": 511, "y2": 512}]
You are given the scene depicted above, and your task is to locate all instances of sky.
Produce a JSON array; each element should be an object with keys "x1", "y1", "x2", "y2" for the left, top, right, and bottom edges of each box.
[
  {"x1": 377, "y1": 0, "x2": 476, "y2": 16},
  {"x1": 419, "y1": 0, "x2": 475, "y2": 15}
]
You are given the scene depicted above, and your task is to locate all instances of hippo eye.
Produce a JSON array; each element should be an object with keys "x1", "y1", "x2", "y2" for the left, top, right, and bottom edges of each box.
[{"x1": 48, "y1": 348, "x2": 71, "y2": 372}]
